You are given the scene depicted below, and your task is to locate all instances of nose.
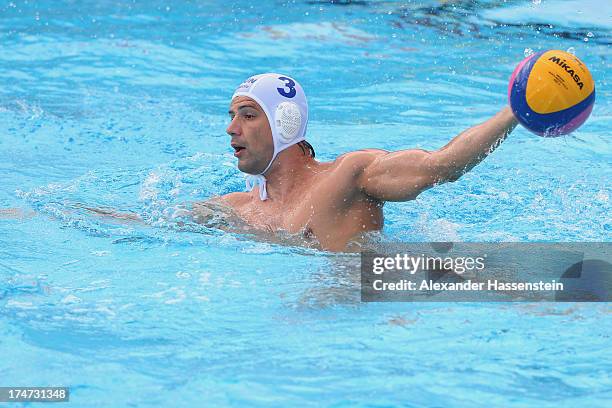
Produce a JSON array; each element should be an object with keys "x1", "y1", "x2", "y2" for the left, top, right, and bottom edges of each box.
[{"x1": 226, "y1": 116, "x2": 240, "y2": 137}]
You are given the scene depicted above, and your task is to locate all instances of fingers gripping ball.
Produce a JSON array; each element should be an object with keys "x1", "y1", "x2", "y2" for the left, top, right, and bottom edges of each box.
[{"x1": 508, "y1": 50, "x2": 595, "y2": 137}]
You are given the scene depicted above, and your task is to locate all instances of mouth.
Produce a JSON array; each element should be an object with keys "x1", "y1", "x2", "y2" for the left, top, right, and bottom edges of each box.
[{"x1": 231, "y1": 143, "x2": 246, "y2": 158}]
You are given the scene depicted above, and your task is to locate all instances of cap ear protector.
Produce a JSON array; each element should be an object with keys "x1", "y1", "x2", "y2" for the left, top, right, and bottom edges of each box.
[{"x1": 275, "y1": 102, "x2": 302, "y2": 143}]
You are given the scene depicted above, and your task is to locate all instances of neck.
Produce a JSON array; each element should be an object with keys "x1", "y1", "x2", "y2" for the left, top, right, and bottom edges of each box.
[{"x1": 260, "y1": 144, "x2": 315, "y2": 202}]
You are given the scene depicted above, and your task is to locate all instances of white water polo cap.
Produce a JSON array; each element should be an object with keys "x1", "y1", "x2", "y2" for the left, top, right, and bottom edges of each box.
[{"x1": 232, "y1": 73, "x2": 309, "y2": 200}]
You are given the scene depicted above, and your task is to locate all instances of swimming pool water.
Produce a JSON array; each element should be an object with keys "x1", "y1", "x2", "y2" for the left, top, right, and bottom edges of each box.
[{"x1": 1, "y1": 0, "x2": 611, "y2": 406}]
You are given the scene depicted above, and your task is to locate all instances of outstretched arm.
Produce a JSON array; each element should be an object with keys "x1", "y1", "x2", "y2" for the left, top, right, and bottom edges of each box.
[
  {"x1": 0, "y1": 205, "x2": 142, "y2": 224},
  {"x1": 358, "y1": 106, "x2": 518, "y2": 201},
  {"x1": 0, "y1": 208, "x2": 36, "y2": 219},
  {"x1": 77, "y1": 205, "x2": 144, "y2": 222}
]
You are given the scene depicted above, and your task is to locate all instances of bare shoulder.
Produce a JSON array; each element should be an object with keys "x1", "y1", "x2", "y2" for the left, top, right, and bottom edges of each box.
[
  {"x1": 329, "y1": 149, "x2": 388, "y2": 176},
  {"x1": 201, "y1": 192, "x2": 252, "y2": 209},
  {"x1": 312, "y1": 149, "x2": 388, "y2": 203}
]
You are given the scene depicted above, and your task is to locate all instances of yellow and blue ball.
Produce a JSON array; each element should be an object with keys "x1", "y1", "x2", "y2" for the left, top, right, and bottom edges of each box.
[{"x1": 508, "y1": 50, "x2": 595, "y2": 137}]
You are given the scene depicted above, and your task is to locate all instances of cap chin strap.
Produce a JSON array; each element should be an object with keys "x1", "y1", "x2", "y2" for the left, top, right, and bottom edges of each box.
[
  {"x1": 245, "y1": 174, "x2": 268, "y2": 201},
  {"x1": 244, "y1": 146, "x2": 277, "y2": 201}
]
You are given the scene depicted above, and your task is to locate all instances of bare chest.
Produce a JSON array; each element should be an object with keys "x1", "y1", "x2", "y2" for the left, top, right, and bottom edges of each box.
[
  {"x1": 233, "y1": 192, "x2": 383, "y2": 250},
  {"x1": 235, "y1": 195, "x2": 317, "y2": 234}
]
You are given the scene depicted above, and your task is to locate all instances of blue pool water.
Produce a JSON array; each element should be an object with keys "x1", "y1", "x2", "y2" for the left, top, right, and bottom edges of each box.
[{"x1": 1, "y1": 0, "x2": 611, "y2": 406}]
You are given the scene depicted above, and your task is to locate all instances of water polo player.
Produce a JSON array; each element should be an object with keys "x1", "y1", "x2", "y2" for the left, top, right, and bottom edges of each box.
[{"x1": 195, "y1": 73, "x2": 519, "y2": 251}]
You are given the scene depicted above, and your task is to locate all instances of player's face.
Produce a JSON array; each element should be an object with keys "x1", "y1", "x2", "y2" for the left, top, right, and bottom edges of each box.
[{"x1": 227, "y1": 96, "x2": 274, "y2": 175}]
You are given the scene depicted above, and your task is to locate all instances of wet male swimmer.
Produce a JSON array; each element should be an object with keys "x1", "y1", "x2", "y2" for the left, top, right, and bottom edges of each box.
[{"x1": 193, "y1": 73, "x2": 519, "y2": 251}]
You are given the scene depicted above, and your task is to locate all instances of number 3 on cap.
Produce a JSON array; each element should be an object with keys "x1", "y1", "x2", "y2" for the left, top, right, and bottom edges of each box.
[{"x1": 277, "y1": 77, "x2": 296, "y2": 98}]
